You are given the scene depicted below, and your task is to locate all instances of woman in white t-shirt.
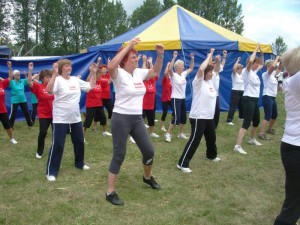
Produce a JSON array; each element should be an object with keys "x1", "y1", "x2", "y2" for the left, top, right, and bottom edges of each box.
[
  {"x1": 233, "y1": 44, "x2": 264, "y2": 154},
  {"x1": 105, "y1": 38, "x2": 164, "y2": 206},
  {"x1": 45, "y1": 59, "x2": 97, "y2": 182},
  {"x1": 164, "y1": 51, "x2": 194, "y2": 142},
  {"x1": 257, "y1": 56, "x2": 282, "y2": 140},
  {"x1": 177, "y1": 49, "x2": 220, "y2": 173},
  {"x1": 274, "y1": 47, "x2": 300, "y2": 225},
  {"x1": 226, "y1": 57, "x2": 244, "y2": 125}
]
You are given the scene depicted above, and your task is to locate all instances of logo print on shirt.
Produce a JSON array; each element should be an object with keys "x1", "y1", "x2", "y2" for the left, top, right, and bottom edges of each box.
[{"x1": 134, "y1": 82, "x2": 144, "y2": 89}]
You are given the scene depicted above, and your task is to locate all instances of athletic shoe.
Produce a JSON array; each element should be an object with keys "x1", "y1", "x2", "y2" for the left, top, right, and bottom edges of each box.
[
  {"x1": 161, "y1": 126, "x2": 167, "y2": 132},
  {"x1": 103, "y1": 131, "x2": 112, "y2": 136},
  {"x1": 266, "y1": 128, "x2": 276, "y2": 135},
  {"x1": 143, "y1": 176, "x2": 161, "y2": 190},
  {"x1": 82, "y1": 165, "x2": 90, "y2": 170},
  {"x1": 10, "y1": 138, "x2": 18, "y2": 144},
  {"x1": 211, "y1": 157, "x2": 221, "y2": 162},
  {"x1": 46, "y1": 175, "x2": 56, "y2": 182},
  {"x1": 177, "y1": 133, "x2": 188, "y2": 139},
  {"x1": 258, "y1": 133, "x2": 271, "y2": 140},
  {"x1": 248, "y1": 138, "x2": 262, "y2": 146},
  {"x1": 145, "y1": 124, "x2": 149, "y2": 128},
  {"x1": 36, "y1": 153, "x2": 42, "y2": 159},
  {"x1": 129, "y1": 136, "x2": 136, "y2": 144},
  {"x1": 176, "y1": 164, "x2": 192, "y2": 173},
  {"x1": 106, "y1": 191, "x2": 124, "y2": 206},
  {"x1": 150, "y1": 132, "x2": 160, "y2": 138},
  {"x1": 233, "y1": 145, "x2": 247, "y2": 154},
  {"x1": 165, "y1": 133, "x2": 171, "y2": 143},
  {"x1": 227, "y1": 122, "x2": 234, "y2": 125}
]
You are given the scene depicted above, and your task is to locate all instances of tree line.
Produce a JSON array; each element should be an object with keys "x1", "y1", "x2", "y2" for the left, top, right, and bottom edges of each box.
[{"x1": 0, "y1": 0, "x2": 287, "y2": 56}]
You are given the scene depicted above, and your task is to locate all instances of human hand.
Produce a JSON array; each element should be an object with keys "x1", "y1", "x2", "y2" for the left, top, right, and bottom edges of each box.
[
  {"x1": 155, "y1": 44, "x2": 164, "y2": 56},
  {"x1": 28, "y1": 62, "x2": 34, "y2": 71},
  {"x1": 173, "y1": 51, "x2": 178, "y2": 58},
  {"x1": 223, "y1": 50, "x2": 227, "y2": 57},
  {"x1": 97, "y1": 57, "x2": 102, "y2": 65},
  {"x1": 142, "y1": 54, "x2": 147, "y2": 60},
  {"x1": 190, "y1": 53, "x2": 194, "y2": 59},
  {"x1": 237, "y1": 57, "x2": 241, "y2": 62},
  {"x1": 129, "y1": 37, "x2": 140, "y2": 48},
  {"x1": 147, "y1": 57, "x2": 153, "y2": 64},
  {"x1": 53, "y1": 62, "x2": 58, "y2": 76},
  {"x1": 7, "y1": 61, "x2": 12, "y2": 69}
]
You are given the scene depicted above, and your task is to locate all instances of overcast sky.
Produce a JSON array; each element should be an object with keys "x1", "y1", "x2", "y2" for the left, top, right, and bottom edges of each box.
[{"x1": 121, "y1": 0, "x2": 300, "y2": 49}]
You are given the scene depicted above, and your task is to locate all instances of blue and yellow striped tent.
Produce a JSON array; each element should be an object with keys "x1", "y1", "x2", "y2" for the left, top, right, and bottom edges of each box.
[{"x1": 88, "y1": 4, "x2": 273, "y2": 111}]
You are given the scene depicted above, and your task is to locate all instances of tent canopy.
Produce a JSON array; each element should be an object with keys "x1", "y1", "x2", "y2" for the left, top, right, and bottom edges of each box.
[
  {"x1": 88, "y1": 5, "x2": 272, "y2": 53},
  {"x1": 0, "y1": 46, "x2": 11, "y2": 57}
]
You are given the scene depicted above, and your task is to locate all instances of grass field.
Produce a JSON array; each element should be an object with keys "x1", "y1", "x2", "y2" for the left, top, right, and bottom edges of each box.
[{"x1": 0, "y1": 92, "x2": 288, "y2": 225}]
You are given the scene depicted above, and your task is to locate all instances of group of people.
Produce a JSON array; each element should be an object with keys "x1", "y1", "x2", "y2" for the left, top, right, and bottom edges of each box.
[{"x1": 1, "y1": 40, "x2": 299, "y2": 224}]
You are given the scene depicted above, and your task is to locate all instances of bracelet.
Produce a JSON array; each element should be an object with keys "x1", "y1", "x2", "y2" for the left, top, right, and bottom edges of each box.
[{"x1": 157, "y1": 55, "x2": 164, "y2": 59}]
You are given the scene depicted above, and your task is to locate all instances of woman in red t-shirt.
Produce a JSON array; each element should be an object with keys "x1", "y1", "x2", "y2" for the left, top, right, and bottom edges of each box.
[
  {"x1": 27, "y1": 63, "x2": 54, "y2": 159},
  {"x1": 0, "y1": 61, "x2": 17, "y2": 144},
  {"x1": 99, "y1": 64, "x2": 113, "y2": 119}
]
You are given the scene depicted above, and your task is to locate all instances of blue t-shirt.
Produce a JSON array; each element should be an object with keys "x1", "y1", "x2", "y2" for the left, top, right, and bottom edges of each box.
[{"x1": 9, "y1": 78, "x2": 28, "y2": 104}]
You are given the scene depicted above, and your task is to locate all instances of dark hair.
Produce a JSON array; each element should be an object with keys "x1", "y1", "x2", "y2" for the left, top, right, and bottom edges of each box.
[
  {"x1": 204, "y1": 64, "x2": 214, "y2": 79},
  {"x1": 117, "y1": 47, "x2": 138, "y2": 68},
  {"x1": 39, "y1": 70, "x2": 52, "y2": 80}
]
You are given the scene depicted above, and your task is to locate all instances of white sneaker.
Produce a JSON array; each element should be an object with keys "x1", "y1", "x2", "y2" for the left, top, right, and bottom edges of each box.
[
  {"x1": 233, "y1": 145, "x2": 247, "y2": 154},
  {"x1": 83, "y1": 165, "x2": 90, "y2": 170},
  {"x1": 84, "y1": 138, "x2": 86, "y2": 143},
  {"x1": 211, "y1": 157, "x2": 221, "y2": 162},
  {"x1": 161, "y1": 126, "x2": 167, "y2": 132},
  {"x1": 129, "y1": 136, "x2": 136, "y2": 144},
  {"x1": 150, "y1": 132, "x2": 160, "y2": 138},
  {"x1": 177, "y1": 164, "x2": 192, "y2": 173},
  {"x1": 248, "y1": 138, "x2": 262, "y2": 146},
  {"x1": 177, "y1": 133, "x2": 188, "y2": 139},
  {"x1": 46, "y1": 175, "x2": 56, "y2": 182},
  {"x1": 154, "y1": 119, "x2": 158, "y2": 122},
  {"x1": 145, "y1": 124, "x2": 149, "y2": 128},
  {"x1": 102, "y1": 131, "x2": 112, "y2": 136},
  {"x1": 36, "y1": 153, "x2": 42, "y2": 159},
  {"x1": 10, "y1": 138, "x2": 18, "y2": 144},
  {"x1": 165, "y1": 133, "x2": 171, "y2": 143},
  {"x1": 227, "y1": 122, "x2": 234, "y2": 125}
]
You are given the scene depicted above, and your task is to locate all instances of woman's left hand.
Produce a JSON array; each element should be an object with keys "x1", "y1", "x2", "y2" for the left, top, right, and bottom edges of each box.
[{"x1": 155, "y1": 44, "x2": 164, "y2": 56}]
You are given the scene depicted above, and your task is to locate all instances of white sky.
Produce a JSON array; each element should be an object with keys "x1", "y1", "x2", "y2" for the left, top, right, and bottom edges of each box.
[{"x1": 121, "y1": 0, "x2": 300, "y2": 49}]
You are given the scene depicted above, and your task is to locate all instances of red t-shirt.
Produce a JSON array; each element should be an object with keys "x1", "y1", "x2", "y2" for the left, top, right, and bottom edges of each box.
[
  {"x1": 143, "y1": 77, "x2": 158, "y2": 110},
  {"x1": 100, "y1": 74, "x2": 111, "y2": 99},
  {"x1": 86, "y1": 80, "x2": 102, "y2": 107},
  {"x1": 0, "y1": 79, "x2": 9, "y2": 113},
  {"x1": 161, "y1": 75, "x2": 172, "y2": 102},
  {"x1": 31, "y1": 82, "x2": 54, "y2": 118}
]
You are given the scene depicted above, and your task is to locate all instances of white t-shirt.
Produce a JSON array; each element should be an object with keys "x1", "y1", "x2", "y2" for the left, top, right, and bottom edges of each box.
[
  {"x1": 243, "y1": 68, "x2": 261, "y2": 98},
  {"x1": 189, "y1": 76, "x2": 217, "y2": 119},
  {"x1": 262, "y1": 70, "x2": 278, "y2": 97},
  {"x1": 53, "y1": 76, "x2": 91, "y2": 123},
  {"x1": 112, "y1": 68, "x2": 148, "y2": 115},
  {"x1": 212, "y1": 65, "x2": 223, "y2": 96},
  {"x1": 282, "y1": 71, "x2": 300, "y2": 146},
  {"x1": 170, "y1": 71, "x2": 187, "y2": 99},
  {"x1": 231, "y1": 72, "x2": 244, "y2": 91}
]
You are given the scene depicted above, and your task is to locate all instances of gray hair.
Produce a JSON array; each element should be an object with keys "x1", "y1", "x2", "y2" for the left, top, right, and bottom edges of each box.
[
  {"x1": 174, "y1": 60, "x2": 184, "y2": 70},
  {"x1": 281, "y1": 47, "x2": 300, "y2": 76},
  {"x1": 13, "y1": 70, "x2": 20, "y2": 76},
  {"x1": 265, "y1": 59, "x2": 273, "y2": 67}
]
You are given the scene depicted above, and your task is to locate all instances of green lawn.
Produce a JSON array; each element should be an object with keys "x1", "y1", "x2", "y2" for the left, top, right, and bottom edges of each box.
[{"x1": 0, "y1": 92, "x2": 287, "y2": 225}]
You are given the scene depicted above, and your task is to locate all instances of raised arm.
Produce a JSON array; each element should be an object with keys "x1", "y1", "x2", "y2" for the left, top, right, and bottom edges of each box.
[
  {"x1": 233, "y1": 57, "x2": 241, "y2": 75},
  {"x1": 142, "y1": 55, "x2": 148, "y2": 69},
  {"x1": 27, "y1": 62, "x2": 34, "y2": 88},
  {"x1": 258, "y1": 45, "x2": 264, "y2": 71},
  {"x1": 197, "y1": 48, "x2": 215, "y2": 78},
  {"x1": 221, "y1": 50, "x2": 227, "y2": 67},
  {"x1": 168, "y1": 51, "x2": 178, "y2": 77},
  {"x1": 186, "y1": 53, "x2": 194, "y2": 75},
  {"x1": 147, "y1": 57, "x2": 153, "y2": 69},
  {"x1": 246, "y1": 44, "x2": 259, "y2": 71},
  {"x1": 164, "y1": 62, "x2": 171, "y2": 77},
  {"x1": 46, "y1": 62, "x2": 58, "y2": 94},
  {"x1": 214, "y1": 55, "x2": 221, "y2": 74},
  {"x1": 7, "y1": 61, "x2": 13, "y2": 81},
  {"x1": 108, "y1": 37, "x2": 140, "y2": 80},
  {"x1": 88, "y1": 63, "x2": 98, "y2": 89},
  {"x1": 146, "y1": 44, "x2": 164, "y2": 80}
]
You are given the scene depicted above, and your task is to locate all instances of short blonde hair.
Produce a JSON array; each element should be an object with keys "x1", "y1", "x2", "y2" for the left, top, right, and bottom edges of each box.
[
  {"x1": 281, "y1": 47, "x2": 300, "y2": 76},
  {"x1": 57, "y1": 59, "x2": 72, "y2": 75},
  {"x1": 13, "y1": 70, "x2": 20, "y2": 76},
  {"x1": 174, "y1": 60, "x2": 184, "y2": 70},
  {"x1": 237, "y1": 64, "x2": 244, "y2": 70},
  {"x1": 265, "y1": 59, "x2": 273, "y2": 67}
]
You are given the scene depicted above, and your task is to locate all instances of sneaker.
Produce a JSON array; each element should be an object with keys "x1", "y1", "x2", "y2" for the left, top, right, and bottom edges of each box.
[
  {"x1": 176, "y1": 164, "x2": 192, "y2": 173},
  {"x1": 150, "y1": 132, "x2": 160, "y2": 138},
  {"x1": 227, "y1": 122, "x2": 234, "y2": 126},
  {"x1": 36, "y1": 153, "x2": 42, "y2": 159},
  {"x1": 145, "y1": 124, "x2": 149, "y2": 128},
  {"x1": 10, "y1": 138, "x2": 18, "y2": 144},
  {"x1": 129, "y1": 136, "x2": 136, "y2": 144},
  {"x1": 177, "y1": 133, "x2": 188, "y2": 139},
  {"x1": 211, "y1": 157, "x2": 221, "y2": 162},
  {"x1": 46, "y1": 175, "x2": 56, "y2": 182},
  {"x1": 266, "y1": 128, "x2": 276, "y2": 135},
  {"x1": 165, "y1": 133, "x2": 171, "y2": 143},
  {"x1": 248, "y1": 138, "x2": 262, "y2": 146},
  {"x1": 258, "y1": 133, "x2": 271, "y2": 140},
  {"x1": 106, "y1": 191, "x2": 124, "y2": 206},
  {"x1": 143, "y1": 176, "x2": 161, "y2": 190},
  {"x1": 84, "y1": 138, "x2": 86, "y2": 143},
  {"x1": 161, "y1": 126, "x2": 167, "y2": 132},
  {"x1": 82, "y1": 165, "x2": 90, "y2": 170},
  {"x1": 233, "y1": 145, "x2": 247, "y2": 154},
  {"x1": 103, "y1": 131, "x2": 112, "y2": 136}
]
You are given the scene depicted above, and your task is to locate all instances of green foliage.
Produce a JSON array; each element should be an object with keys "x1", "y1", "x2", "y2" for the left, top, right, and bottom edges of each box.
[
  {"x1": 162, "y1": 0, "x2": 176, "y2": 11},
  {"x1": 272, "y1": 36, "x2": 288, "y2": 55}
]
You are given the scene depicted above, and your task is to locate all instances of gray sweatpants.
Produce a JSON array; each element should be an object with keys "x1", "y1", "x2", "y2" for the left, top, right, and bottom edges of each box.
[{"x1": 109, "y1": 112, "x2": 154, "y2": 174}]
